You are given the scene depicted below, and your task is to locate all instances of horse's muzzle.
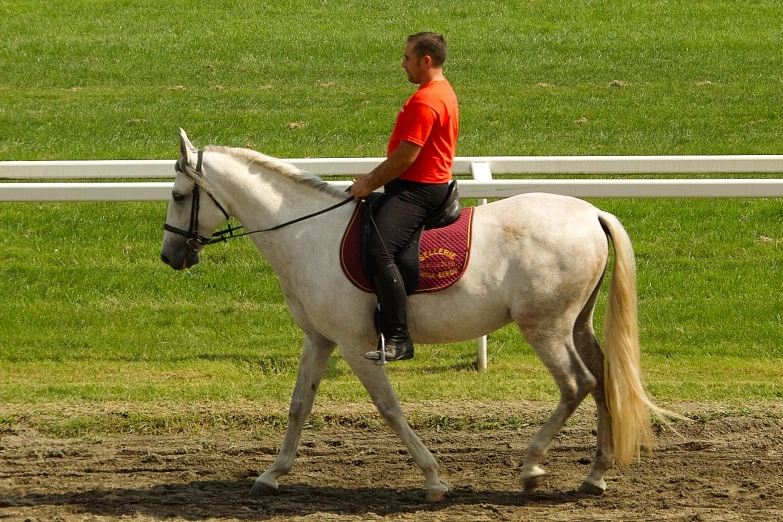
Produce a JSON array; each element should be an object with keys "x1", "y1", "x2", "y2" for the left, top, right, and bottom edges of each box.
[{"x1": 160, "y1": 251, "x2": 200, "y2": 270}]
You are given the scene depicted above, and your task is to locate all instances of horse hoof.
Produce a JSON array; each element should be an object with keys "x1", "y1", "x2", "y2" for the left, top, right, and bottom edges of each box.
[
  {"x1": 426, "y1": 489, "x2": 447, "y2": 502},
  {"x1": 578, "y1": 480, "x2": 606, "y2": 496},
  {"x1": 523, "y1": 473, "x2": 546, "y2": 492},
  {"x1": 425, "y1": 479, "x2": 449, "y2": 502},
  {"x1": 249, "y1": 481, "x2": 279, "y2": 497}
]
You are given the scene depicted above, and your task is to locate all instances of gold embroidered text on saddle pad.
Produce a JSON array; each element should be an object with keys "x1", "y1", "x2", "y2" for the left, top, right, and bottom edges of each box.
[{"x1": 340, "y1": 204, "x2": 475, "y2": 294}]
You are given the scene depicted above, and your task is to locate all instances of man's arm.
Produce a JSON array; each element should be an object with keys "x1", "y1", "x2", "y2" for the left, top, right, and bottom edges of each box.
[{"x1": 349, "y1": 140, "x2": 422, "y2": 199}]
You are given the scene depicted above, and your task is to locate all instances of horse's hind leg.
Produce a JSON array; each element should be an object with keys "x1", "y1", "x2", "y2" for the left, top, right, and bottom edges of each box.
[
  {"x1": 573, "y1": 313, "x2": 614, "y2": 496},
  {"x1": 340, "y1": 344, "x2": 449, "y2": 502},
  {"x1": 250, "y1": 331, "x2": 335, "y2": 496},
  {"x1": 519, "y1": 323, "x2": 597, "y2": 491}
]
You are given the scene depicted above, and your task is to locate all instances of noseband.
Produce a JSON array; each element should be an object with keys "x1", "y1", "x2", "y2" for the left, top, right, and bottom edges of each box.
[{"x1": 163, "y1": 150, "x2": 355, "y2": 249}]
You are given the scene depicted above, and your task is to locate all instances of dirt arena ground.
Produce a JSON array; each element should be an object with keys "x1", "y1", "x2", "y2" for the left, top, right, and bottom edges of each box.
[{"x1": 1, "y1": 401, "x2": 781, "y2": 521}]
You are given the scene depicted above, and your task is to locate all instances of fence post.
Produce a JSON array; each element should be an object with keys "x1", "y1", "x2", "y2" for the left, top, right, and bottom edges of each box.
[{"x1": 469, "y1": 162, "x2": 493, "y2": 371}]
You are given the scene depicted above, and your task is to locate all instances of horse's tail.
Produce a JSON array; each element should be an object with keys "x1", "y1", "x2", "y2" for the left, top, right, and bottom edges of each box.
[{"x1": 598, "y1": 211, "x2": 683, "y2": 467}]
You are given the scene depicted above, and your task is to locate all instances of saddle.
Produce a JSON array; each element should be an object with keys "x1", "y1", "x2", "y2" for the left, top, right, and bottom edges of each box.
[{"x1": 340, "y1": 180, "x2": 475, "y2": 295}]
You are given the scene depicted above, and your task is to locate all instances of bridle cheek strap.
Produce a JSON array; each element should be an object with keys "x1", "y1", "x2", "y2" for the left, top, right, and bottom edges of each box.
[
  {"x1": 163, "y1": 185, "x2": 212, "y2": 248},
  {"x1": 163, "y1": 151, "x2": 233, "y2": 248}
]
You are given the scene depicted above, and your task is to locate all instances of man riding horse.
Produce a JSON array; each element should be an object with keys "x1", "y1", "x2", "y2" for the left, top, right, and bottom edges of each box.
[{"x1": 349, "y1": 32, "x2": 459, "y2": 362}]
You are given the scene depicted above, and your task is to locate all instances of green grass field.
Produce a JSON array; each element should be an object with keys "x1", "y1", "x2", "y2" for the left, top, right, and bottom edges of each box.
[
  {"x1": 2, "y1": 0, "x2": 780, "y2": 159},
  {"x1": 1, "y1": 1, "x2": 782, "y2": 433}
]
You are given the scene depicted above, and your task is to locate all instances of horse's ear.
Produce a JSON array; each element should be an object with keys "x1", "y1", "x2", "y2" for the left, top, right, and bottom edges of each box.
[{"x1": 178, "y1": 128, "x2": 198, "y2": 168}]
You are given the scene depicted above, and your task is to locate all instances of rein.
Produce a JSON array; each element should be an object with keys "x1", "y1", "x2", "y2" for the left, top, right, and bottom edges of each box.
[{"x1": 163, "y1": 150, "x2": 355, "y2": 248}]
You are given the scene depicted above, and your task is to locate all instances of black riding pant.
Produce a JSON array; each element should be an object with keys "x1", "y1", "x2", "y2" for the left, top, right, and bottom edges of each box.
[{"x1": 366, "y1": 178, "x2": 449, "y2": 277}]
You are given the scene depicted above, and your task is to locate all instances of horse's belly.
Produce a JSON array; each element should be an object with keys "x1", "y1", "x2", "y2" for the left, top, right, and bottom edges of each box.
[{"x1": 407, "y1": 290, "x2": 513, "y2": 344}]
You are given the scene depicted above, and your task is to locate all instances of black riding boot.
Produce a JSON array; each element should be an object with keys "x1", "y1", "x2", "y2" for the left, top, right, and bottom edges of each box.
[{"x1": 365, "y1": 264, "x2": 415, "y2": 362}]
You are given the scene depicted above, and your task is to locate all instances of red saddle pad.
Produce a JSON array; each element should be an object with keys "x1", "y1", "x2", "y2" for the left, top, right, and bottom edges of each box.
[{"x1": 340, "y1": 204, "x2": 475, "y2": 294}]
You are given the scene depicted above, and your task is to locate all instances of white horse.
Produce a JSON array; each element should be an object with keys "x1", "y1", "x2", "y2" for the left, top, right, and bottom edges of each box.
[{"x1": 161, "y1": 129, "x2": 676, "y2": 501}]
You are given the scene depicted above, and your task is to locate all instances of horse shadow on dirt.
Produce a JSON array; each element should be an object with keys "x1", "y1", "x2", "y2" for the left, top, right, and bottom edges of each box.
[{"x1": 2, "y1": 479, "x2": 583, "y2": 520}]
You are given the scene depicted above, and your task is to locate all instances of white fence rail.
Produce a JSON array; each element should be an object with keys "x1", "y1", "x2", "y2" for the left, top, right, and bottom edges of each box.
[
  {"x1": 4, "y1": 155, "x2": 783, "y2": 178},
  {"x1": 8, "y1": 179, "x2": 783, "y2": 201},
  {"x1": 2, "y1": 155, "x2": 783, "y2": 201}
]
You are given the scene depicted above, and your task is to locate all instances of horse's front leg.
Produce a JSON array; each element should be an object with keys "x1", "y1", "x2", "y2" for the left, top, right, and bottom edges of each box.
[
  {"x1": 250, "y1": 332, "x2": 335, "y2": 496},
  {"x1": 341, "y1": 344, "x2": 449, "y2": 502}
]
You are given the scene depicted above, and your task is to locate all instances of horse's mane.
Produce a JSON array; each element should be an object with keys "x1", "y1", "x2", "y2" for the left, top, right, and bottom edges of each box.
[{"x1": 206, "y1": 146, "x2": 347, "y2": 199}]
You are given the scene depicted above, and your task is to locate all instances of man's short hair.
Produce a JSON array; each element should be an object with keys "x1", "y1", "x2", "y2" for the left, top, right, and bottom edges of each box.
[{"x1": 407, "y1": 32, "x2": 447, "y2": 67}]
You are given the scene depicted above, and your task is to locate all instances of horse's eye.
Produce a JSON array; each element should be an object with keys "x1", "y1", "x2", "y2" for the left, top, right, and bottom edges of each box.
[{"x1": 172, "y1": 193, "x2": 185, "y2": 202}]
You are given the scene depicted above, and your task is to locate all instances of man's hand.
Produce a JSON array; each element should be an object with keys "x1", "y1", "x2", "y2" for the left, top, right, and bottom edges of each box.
[{"x1": 349, "y1": 174, "x2": 374, "y2": 199}]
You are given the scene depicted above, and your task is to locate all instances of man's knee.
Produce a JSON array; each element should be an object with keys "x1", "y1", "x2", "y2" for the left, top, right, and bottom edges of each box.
[{"x1": 366, "y1": 246, "x2": 393, "y2": 277}]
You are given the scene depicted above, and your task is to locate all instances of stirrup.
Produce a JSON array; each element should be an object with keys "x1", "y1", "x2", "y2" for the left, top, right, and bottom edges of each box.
[{"x1": 364, "y1": 335, "x2": 414, "y2": 364}]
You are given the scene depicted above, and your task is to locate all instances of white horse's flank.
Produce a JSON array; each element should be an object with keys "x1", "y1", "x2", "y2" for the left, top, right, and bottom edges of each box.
[{"x1": 161, "y1": 130, "x2": 675, "y2": 500}]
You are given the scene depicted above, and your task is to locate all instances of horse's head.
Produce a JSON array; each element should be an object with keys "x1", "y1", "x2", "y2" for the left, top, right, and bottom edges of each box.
[{"x1": 160, "y1": 129, "x2": 230, "y2": 270}]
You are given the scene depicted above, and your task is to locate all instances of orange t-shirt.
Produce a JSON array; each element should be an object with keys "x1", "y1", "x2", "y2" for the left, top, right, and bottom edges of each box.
[{"x1": 388, "y1": 79, "x2": 459, "y2": 184}]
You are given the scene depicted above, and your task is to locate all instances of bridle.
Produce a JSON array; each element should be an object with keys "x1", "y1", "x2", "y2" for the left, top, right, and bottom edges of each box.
[
  {"x1": 163, "y1": 151, "x2": 235, "y2": 248},
  {"x1": 163, "y1": 150, "x2": 355, "y2": 249}
]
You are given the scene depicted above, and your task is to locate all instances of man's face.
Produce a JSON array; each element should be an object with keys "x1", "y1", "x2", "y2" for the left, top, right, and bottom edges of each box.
[{"x1": 401, "y1": 41, "x2": 423, "y2": 84}]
